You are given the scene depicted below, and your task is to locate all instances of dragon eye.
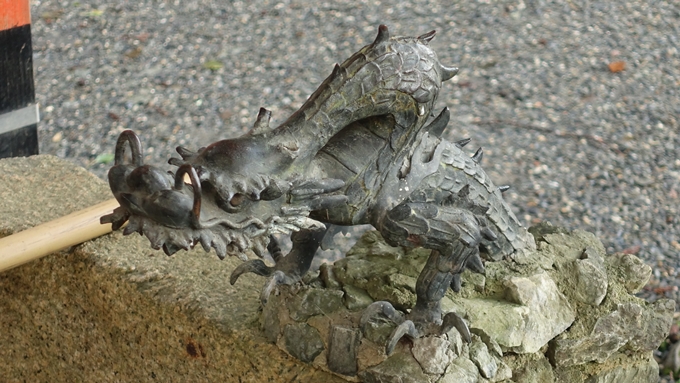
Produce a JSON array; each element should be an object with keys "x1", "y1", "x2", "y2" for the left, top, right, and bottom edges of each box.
[{"x1": 229, "y1": 193, "x2": 245, "y2": 207}]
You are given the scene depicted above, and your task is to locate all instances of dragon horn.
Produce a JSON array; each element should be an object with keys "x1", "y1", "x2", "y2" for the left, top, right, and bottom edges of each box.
[
  {"x1": 425, "y1": 107, "x2": 450, "y2": 138},
  {"x1": 251, "y1": 107, "x2": 273, "y2": 134},
  {"x1": 455, "y1": 138, "x2": 471, "y2": 148},
  {"x1": 417, "y1": 30, "x2": 436, "y2": 43},
  {"x1": 458, "y1": 184, "x2": 471, "y2": 198},
  {"x1": 472, "y1": 147, "x2": 484, "y2": 163},
  {"x1": 373, "y1": 24, "x2": 390, "y2": 46},
  {"x1": 174, "y1": 164, "x2": 202, "y2": 228},
  {"x1": 175, "y1": 145, "x2": 194, "y2": 159},
  {"x1": 114, "y1": 130, "x2": 143, "y2": 166},
  {"x1": 169, "y1": 146, "x2": 193, "y2": 167},
  {"x1": 331, "y1": 63, "x2": 347, "y2": 80},
  {"x1": 440, "y1": 65, "x2": 459, "y2": 81}
]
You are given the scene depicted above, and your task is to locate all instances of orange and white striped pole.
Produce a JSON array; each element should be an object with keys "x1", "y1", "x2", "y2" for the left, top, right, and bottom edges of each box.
[{"x1": 0, "y1": 0, "x2": 40, "y2": 157}]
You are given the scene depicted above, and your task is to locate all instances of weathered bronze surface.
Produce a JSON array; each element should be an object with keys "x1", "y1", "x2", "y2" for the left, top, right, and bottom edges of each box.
[{"x1": 102, "y1": 25, "x2": 534, "y2": 354}]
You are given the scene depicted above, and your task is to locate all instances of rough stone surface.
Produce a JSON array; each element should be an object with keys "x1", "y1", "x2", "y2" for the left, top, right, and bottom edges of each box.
[
  {"x1": 509, "y1": 355, "x2": 555, "y2": 383},
  {"x1": 361, "y1": 317, "x2": 397, "y2": 346},
  {"x1": 262, "y1": 292, "x2": 283, "y2": 343},
  {"x1": 287, "y1": 287, "x2": 344, "y2": 321},
  {"x1": 327, "y1": 326, "x2": 361, "y2": 376},
  {"x1": 469, "y1": 335, "x2": 498, "y2": 379},
  {"x1": 462, "y1": 270, "x2": 486, "y2": 293},
  {"x1": 283, "y1": 323, "x2": 325, "y2": 363},
  {"x1": 552, "y1": 300, "x2": 674, "y2": 366},
  {"x1": 447, "y1": 327, "x2": 465, "y2": 357},
  {"x1": 455, "y1": 298, "x2": 527, "y2": 351},
  {"x1": 606, "y1": 253, "x2": 653, "y2": 294},
  {"x1": 552, "y1": 353, "x2": 660, "y2": 383},
  {"x1": 357, "y1": 340, "x2": 387, "y2": 373},
  {"x1": 569, "y1": 248, "x2": 608, "y2": 306},
  {"x1": 584, "y1": 355, "x2": 659, "y2": 383},
  {"x1": 333, "y1": 232, "x2": 427, "y2": 310},
  {"x1": 343, "y1": 284, "x2": 374, "y2": 311},
  {"x1": 628, "y1": 299, "x2": 675, "y2": 352},
  {"x1": 251, "y1": 217, "x2": 670, "y2": 381},
  {"x1": 411, "y1": 336, "x2": 452, "y2": 375},
  {"x1": 0, "y1": 156, "x2": 341, "y2": 382},
  {"x1": 492, "y1": 360, "x2": 512, "y2": 382},
  {"x1": 484, "y1": 337, "x2": 503, "y2": 358},
  {"x1": 360, "y1": 353, "x2": 433, "y2": 383},
  {"x1": 441, "y1": 356, "x2": 479, "y2": 383},
  {"x1": 320, "y1": 263, "x2": 342, "y2": 289},
  {"x1": 496, "y1": 272, "x2": 575, "y2": 353}
]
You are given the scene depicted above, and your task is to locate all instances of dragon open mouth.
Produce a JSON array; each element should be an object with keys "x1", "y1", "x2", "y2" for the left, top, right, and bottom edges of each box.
[{"x1": 102, "y1": 130, "x2": 328, "y2": 260}]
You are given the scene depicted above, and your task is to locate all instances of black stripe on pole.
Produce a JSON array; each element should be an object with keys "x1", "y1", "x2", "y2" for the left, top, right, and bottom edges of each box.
[
  {"x1": 0, "y1": 23, "x2": 38, "y2": 158},
  {"x1": 0, "y1": 123, "x2": 38, "y2": 157}
]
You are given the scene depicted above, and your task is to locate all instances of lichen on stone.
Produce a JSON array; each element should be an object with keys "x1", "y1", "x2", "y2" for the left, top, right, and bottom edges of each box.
[{"x1": 262, "y1": 227, "x2": 672, "y2": 382}]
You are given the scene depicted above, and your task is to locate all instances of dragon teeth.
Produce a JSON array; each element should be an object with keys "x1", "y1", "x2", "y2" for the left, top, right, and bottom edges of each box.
[
  {"x1": 162, "y1": 242, "x2": 181, "y2": 256},
  {"x1": 251, "y1": 236, "x2": 269, "y2": 258},
  {"x1": 174, "y1": 236, "x2": 191, "y2": 251},
  {"x1": 199, "y1": 232, "x2": 213, "y2": 253},
  {"x1": 123, "y1": 223, "x2": 137, "y2": 236},
  {"x1": 226, "y1": 243, "x2": 238, "y2": 255},
  {"x1": 213, "y1": 237, "x2": 227, "y2": 260},
  {"x1": 145, "y1": 228, "x2": 164, "y2": 250},
  {"x1": 233, "y1": 234, "x2": 247, "y2": 252}
]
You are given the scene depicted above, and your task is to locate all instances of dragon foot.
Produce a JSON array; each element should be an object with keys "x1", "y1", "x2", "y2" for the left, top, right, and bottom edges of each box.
[
  {"x1": 229, "y1": 259, "x2": 274, "y2": 282},
  {"x1": 229, "y1": 235, "x2": 298, "y2": 305},
  {"x1": 230, "y1": 227, "x2": 328, "y2": 305},
  {"x1": 360, "y1": 301, "x2": 471, "y2": 355},
  {"x1": 230, "y1": 260, "x2": 300, "y2": 305}
]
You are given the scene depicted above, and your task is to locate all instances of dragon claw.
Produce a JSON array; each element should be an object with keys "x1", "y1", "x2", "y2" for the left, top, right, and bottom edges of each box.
[
  {"x1": 229, "y1": 259, "x2": 274, "y2": 285},
  {"x1": 380, "y1": 311, "x2": 470, "y2": 355},
  {"x1": 100, "y1": 206, "x2": 130, "y2": 231},
  {"x1": 441, "y1": 311, "x2": 471, "y2": 343},
  {"x1": 360, "y1": 300, "x2": 469, "y2": 355},
  {"x1": 450, "y1": 273, "x2": 462, "y2": 292},
  {"x1": 360, "y1": 301, "x2": 405, "y2": 329},
  {"x1": 162, "y1": 241, "x2": 182, "y2": 256},
  {"x1": 465, "y1": 253, "x2": 486, "y2": 274},
  {"x1": 261, "y1": 270, "x2": 287, "y2": 305},
  {"x1": 229, "y1": 260, "x2": 297, "y2": 305},
  {"x1": 386, "y1": 320, "x2": 419, "y2": 355}
]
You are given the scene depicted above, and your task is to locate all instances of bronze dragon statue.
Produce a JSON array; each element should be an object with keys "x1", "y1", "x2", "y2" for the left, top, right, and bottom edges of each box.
[{"x1": 102, "y1": 25, "x2": 535, "y2": 355}]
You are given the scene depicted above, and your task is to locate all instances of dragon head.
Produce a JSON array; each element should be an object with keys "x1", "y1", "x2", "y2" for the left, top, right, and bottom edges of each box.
[{"x1": 102, "y1": 130, "x2": 346, "y2": 260}]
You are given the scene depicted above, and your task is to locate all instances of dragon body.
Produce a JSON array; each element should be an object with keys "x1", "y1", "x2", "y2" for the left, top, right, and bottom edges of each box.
[{"x1": 103, "y1": 25, "x2": 534, "y2": 355}]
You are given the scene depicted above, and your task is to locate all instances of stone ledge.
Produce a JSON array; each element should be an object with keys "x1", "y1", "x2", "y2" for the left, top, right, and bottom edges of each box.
[{"x1": 0, "y1": 155, "x2": 341, "y2": 382}]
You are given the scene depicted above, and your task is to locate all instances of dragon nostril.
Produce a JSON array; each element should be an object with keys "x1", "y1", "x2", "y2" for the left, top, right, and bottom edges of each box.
[
  {"x1": 125, "y1": 164, "x2": 173, "y2": 198},
  {"x1": 229, "y1": 193, "x2": 246, "y2": 207}
]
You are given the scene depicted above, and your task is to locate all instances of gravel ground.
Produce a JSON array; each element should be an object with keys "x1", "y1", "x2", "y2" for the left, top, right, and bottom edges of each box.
[{"x1": 29, "y1": 0, "x2": 679, "y2": 377}]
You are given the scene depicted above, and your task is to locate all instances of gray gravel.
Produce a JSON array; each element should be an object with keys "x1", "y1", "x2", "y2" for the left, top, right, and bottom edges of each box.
[{"x1": 31, "y1": 0, "x2": 679, "y2": 354}]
